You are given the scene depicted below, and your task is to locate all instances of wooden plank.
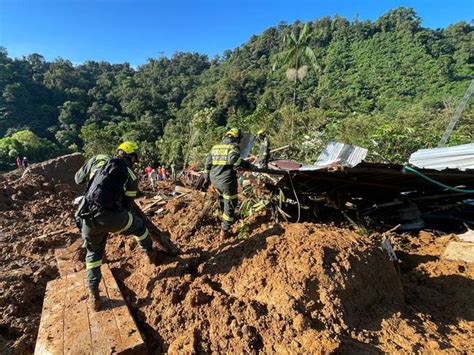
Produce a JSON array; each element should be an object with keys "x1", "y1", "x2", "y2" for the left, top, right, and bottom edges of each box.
[
  {"x1": 55, "y1": 248, "x2": 77, "y2": 277},
  {"x1": 35, "y1": 266, "x2": 144, "y2": 354},
  {"x1": 443, "y1": 241, "x2": 474, "y2": 263},
  {"x1": 63, "y1": 271, "x2": 93, "y2": 354},
  {"x1": 101, "y1": 265, "x2": 145, "y2": 352},
  {"x1": 88, "y1": 273, "x2": 124, "y2": 354},
  {"x1": 34, "y1": 278, "x2": 66, "y2": 354}
]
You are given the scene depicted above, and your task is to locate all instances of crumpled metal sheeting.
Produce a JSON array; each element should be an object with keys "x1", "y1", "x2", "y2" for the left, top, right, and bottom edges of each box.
[
  {"x1": 314, "y1": 141, "x2": 368, "y2": 168},
  {"x1": 409, "y1": 143, "x2": 474, "y2": 171}
]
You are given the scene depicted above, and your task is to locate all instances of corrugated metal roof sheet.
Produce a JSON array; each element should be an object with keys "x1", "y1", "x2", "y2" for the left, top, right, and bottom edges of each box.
[
  {"x1": 409, "y1": 143, "x2": 474, "y2": 171},
  {"x1": 314, "y1": 141, "x2": 368, "y2": 168}
]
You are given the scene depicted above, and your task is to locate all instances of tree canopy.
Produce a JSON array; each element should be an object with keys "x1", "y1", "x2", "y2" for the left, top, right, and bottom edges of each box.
[{"x1": 0, "y1": 7, "x2": 472, "y2": 171}]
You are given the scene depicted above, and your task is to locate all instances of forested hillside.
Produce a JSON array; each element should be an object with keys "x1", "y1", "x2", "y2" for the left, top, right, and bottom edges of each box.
[{"x1": 0, "y1": 8, "x2": 472, "y2": 171}]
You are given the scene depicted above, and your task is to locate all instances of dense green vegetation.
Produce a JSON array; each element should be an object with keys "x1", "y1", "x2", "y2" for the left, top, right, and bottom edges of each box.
[{"x1": 0, "y1": 8, "x2": 472, "y2": 171}]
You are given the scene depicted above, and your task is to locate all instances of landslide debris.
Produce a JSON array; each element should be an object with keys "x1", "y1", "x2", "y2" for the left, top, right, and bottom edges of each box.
[
  {"x1": 0, "y1": 156, "x2": 82, "y2": 354},
  {"x1": 1, "y1": 160, "x2": 473, "y2": 353}
]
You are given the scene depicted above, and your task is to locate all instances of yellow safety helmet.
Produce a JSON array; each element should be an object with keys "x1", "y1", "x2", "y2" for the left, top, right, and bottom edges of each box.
[
  {"x1": 117, "y1": 141, "x2": 140, "y2": 156},
  {"x1": 257, "y1": 129, "x2": 266, "y2": 136},
  {"x1": 225, "y1": 128, "x2": 242, "y2": 139}
]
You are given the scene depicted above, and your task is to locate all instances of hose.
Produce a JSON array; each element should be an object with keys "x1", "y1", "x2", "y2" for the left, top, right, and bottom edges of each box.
[
  {"x1": 403, "y1": 165, "x2": 474, "y2": 193},
  {"x1": 287, "y1": 171, "x2": 301, "y2": 223}
]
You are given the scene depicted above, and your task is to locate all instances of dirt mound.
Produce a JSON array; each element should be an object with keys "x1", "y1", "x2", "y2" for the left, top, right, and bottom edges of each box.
[
  {"x1": 22, "y1": 153, "x2": 84, "y2": 186},
  {"x1": 0, "y1": 170, "x2": 80, "y2": 353},
  {"x1": 1, "y1": 178, "x2": 473, "y2": 353},
  {"x1": 105, "y1": 220, "x2": 402, "y2": 353}
]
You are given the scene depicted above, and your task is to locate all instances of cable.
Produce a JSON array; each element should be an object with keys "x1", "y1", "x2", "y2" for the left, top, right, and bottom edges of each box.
[
  {"x1": 403, "y1": 165, "x2": 474, "y2": 193},
  {"x1": 287, "y1": 171, "x2": 301, "y2": 223}
]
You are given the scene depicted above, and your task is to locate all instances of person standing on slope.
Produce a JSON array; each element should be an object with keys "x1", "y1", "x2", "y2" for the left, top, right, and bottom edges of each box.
[
  {"x1": 204, "y1": 128, "x2": 255, "y2": 240},
  {"x1": 75, "y1": 142, "x2": 155, "y2": 311}
]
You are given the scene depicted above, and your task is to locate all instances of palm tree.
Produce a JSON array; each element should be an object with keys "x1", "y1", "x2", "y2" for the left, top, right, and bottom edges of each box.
[
  {"x1": 272, "y1": 23, "x2": 318, "y2": 139},
  {"x1": 273, "y1": 22, "x2": 318, "y2": 106}
]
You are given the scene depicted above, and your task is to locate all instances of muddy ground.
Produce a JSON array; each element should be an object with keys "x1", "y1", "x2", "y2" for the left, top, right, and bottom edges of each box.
[{"x1": 0, "y1": 171, "x2": 473, "y2": 354}]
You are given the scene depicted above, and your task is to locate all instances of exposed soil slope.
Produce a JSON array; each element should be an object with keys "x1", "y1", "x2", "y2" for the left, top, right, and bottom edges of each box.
[{"x1": 0, "y1": 172, "x2": 472, "y2": 354}]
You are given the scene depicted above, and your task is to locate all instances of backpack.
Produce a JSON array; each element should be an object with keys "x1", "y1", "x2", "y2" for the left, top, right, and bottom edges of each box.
[{"x1": 85, "y1": 158, "x2": 129, "y2": 210}]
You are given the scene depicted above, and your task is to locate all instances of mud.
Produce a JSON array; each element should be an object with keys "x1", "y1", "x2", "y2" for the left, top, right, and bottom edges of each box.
[
  {"x1": 0, "y1": 174, "x2": 473, "y2": 353},
  {"x1": 0, "y1": 172, "x2": 81, "y2": 354}
]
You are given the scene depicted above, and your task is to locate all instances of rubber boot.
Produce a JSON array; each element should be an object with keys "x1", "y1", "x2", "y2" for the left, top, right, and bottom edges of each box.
[
  {"x1": 88, "y1": 287, "x2": 102, "y2": 312},
  {"x1": 219, "y1": 229, "x2": 231, "y2": 241}
]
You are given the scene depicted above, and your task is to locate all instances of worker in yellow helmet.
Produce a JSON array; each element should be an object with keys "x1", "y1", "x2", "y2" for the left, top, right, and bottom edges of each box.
[
  {"x1": 204, "y1": 128, "x2": 256, "y2": 240},
  {"x1": 75, "y1": 142, "x2": 154, "y2": 311}
]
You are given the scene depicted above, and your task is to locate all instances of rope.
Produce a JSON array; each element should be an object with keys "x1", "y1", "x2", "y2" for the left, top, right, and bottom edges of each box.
[
  {"x1": 403, "y1": 165, "x2": 474, "y2": 193},
  {"x1": 287, "y1": 171, "x2": 301, "y2": 223}
]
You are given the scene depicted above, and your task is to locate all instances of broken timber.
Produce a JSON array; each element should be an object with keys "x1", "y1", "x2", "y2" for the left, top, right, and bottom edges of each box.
[{"x1": 35, "y1": 265, "x2": 145, "y2": 354}]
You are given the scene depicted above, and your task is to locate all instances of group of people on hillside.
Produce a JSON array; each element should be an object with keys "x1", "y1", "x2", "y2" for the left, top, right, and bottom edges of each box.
[
  {"x1": 73, "y1": 128, "x2": 269, "y2": 311},
  {"x1": 15, "y1": 155, "x2": 28, "y2": 169},
  {"x1": 144, "y1": 165, "x2": 174, "y2": 189}
]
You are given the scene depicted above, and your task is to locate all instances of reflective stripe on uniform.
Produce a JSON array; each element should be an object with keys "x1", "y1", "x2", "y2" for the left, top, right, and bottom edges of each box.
[
  {"x1": 125, "y1": 190, "x2": 137, "y2": 197},
  {"x1": 223, "y1": 193, "x2": 238, "y2": 200},
  {"x1": 117, "y1": 212, "x2": 133, "y2": 233},
  {"x1": 222, "y1": 213, "x2": 234, "y2": 222},
  {"x1": 212, "y1": 160, "x2": 229, "y2": 166},
  {"x1": 212, "y1": 144, "x2": 234, "y2": 149},
  {"x1": 134, "y1": 229, "x2": 149, "y2": 242},
  {"x1": 127, "y1": 168, "x2": 137, "y2": 180},
  {"x1": 86, "y1": 260, "x2": 102, "y2": 269}
]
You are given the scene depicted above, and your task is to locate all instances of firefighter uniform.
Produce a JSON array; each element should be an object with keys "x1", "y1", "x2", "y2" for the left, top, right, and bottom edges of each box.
[
  {"x1": 80, "y1": 159, "x2": 152, "y2": 288},
  {"x1": 75, "y1": 143, "x2": 152, "y2": 308},
  {"x1": 205, "y1": 132, "x2": 252, "y2": 231}
]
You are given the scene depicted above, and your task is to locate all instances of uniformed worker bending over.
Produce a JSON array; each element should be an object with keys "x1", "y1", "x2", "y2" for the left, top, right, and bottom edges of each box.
[
  {"x1": 204, "y1": 128, "x2": 255, "y2": 240},
  {"x1": 75, "y1": 142, "x2": 154, "y2": 311}
]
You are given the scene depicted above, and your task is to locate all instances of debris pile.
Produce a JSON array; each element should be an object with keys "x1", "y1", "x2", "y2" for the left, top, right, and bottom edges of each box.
[
  {"x1": 1, "y1": 153, "x2": 473, "y2": 353},
  {"x1": 0, "y1": 174, "x2": 79, "y2": 352}
]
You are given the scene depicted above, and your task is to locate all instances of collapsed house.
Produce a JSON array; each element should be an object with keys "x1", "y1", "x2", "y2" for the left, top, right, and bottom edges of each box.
[{"x1": 253, "y1": 142, "x2": 474, "y2": 231}]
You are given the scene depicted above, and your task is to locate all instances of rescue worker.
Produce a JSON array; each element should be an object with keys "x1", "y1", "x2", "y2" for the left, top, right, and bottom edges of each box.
[
  {"x1": 204, "y1": 128, "x2": 255, "y2": 240},
  {"x1": 75, "y1": 142, "x2": 154, "y2": 311},
  {"x1": 255, "y1": 129, "x2": 270, "y2": 169}
]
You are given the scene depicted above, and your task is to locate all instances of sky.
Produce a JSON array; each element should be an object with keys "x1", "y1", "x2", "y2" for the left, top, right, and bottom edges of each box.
[{"x1": 0, "y1": 0, "x2": 473, "y2": 66}]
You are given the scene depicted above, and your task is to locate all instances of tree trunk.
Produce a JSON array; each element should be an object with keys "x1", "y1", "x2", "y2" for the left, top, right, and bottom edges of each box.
[{"x1": 291, "y1": 76, "x2": 298, "y2": 140}]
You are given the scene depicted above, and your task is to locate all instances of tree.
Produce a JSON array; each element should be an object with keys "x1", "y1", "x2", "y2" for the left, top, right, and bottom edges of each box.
[
  {"x1": 272, "y1": 22, "x2": 319, "y2": 139},
  {"x1": 0, "y1": 130, "x2": 57, "y2": 170},
  {"x1": 272, "y1": 22, "x2": 318, "y2": 106}
]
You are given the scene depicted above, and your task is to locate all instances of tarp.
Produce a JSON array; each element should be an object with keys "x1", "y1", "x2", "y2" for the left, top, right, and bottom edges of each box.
[{"x1": 409, "y1": 143, "x2": 474, "y2": 171}]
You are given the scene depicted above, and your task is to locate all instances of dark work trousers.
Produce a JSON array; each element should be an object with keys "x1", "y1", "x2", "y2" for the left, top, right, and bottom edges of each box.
[
  {"x1": 81, "y1": 208, "x2": 152, "y2": 290},
  {"x1": 212, "y1": 178, "x2": 238, "y2": 231}
]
